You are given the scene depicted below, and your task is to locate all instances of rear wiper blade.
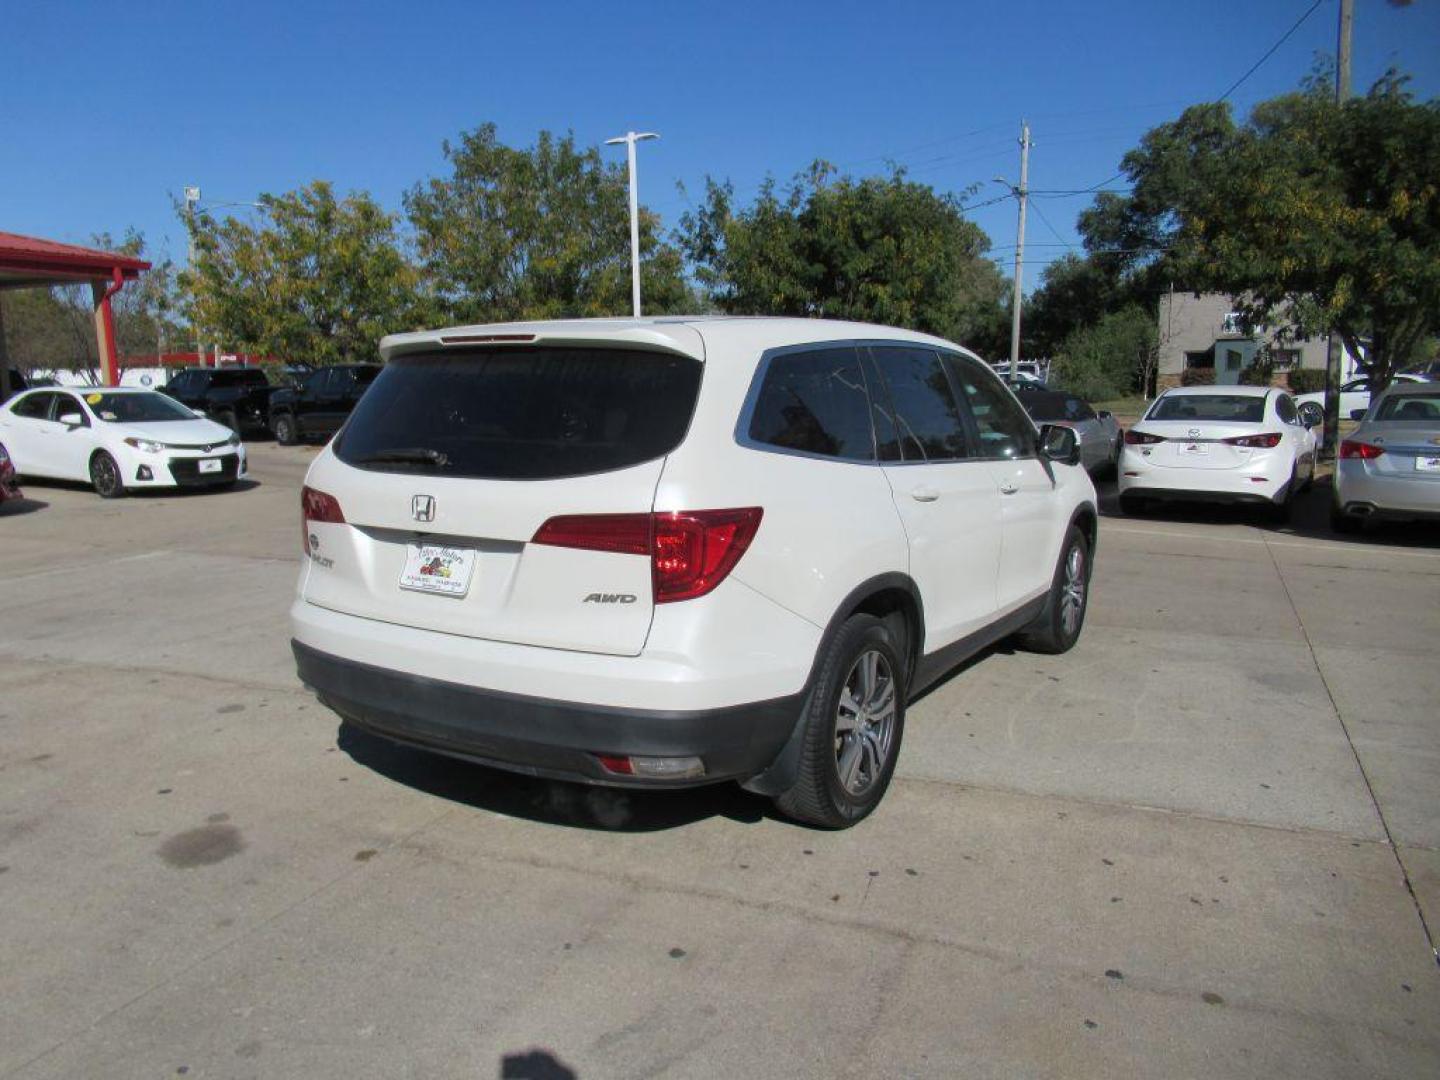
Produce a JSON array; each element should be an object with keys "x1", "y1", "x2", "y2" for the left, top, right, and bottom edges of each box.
[{"x1": 355, "y1": 447, "x2": 449, "y2": 467}]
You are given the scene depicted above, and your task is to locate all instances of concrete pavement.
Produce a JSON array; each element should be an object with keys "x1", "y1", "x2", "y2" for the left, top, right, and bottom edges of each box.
[{"x1": 1, "y1": 444, "x2": 1436, "y2": 1078}]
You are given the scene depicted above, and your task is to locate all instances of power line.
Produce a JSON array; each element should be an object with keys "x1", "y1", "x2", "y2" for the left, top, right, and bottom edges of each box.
[
  {"x1": 1217, "y1": 0, "x2": 1327, "y2": 102},
  {"x1": 1029, "y1": 199, "x2": 1070, "y2": 248}
]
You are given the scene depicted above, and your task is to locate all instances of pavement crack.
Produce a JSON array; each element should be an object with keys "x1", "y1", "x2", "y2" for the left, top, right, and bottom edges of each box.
[{"x1": 1261, "y1": 530, "x2": 1440, "y2": 970}]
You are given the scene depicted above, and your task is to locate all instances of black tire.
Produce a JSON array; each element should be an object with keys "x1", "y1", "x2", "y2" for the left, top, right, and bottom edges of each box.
[
  {"x1": 774, "y1": 614, "x2": 906, "y2": 829},
  {"x1": 1016, "y1": 525, "x2": 1091, "y2": 655},
  {"x1": 273, "y1": 413, "x2": 298, "y2": 446},
  {"x1": 1118, "y1": 492, "x2": 1148, "y2": 516},
  {"x1": 90, "y1": 451, "x2": 125, "y2": 499}
]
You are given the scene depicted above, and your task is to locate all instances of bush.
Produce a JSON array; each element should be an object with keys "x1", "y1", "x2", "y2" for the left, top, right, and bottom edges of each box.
[
  {"x1": 1050, "y1": 304, "x2": 1156, "y2": 400},
  {"x1": 1180, "y1": 368, "x2": 1216, "y2": 386},
  {"x1": 1237, "y1": 365, "x2": 1272, "y2": 386},
  {"x1": 1287, "y1": 368, "x2": 1327, "y2": 394}
]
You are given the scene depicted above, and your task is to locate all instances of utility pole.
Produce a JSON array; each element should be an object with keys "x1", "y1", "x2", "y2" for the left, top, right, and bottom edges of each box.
[
  {"x1": 1006, "y1": 121, "x2": 1031, "y2": 381},
  {"x1": 605, "y1": 131, "x2": 659, "y2": 318},
  {"x1": 1321, "y1": 0, "x2": 1353, "y2": 456},
  {"x1": 185, "y1": 186, "x2": 203, "y2": 367}
]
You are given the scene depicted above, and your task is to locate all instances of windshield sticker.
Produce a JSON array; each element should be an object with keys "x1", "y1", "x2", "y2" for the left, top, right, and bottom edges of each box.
[
  {"x1": 85, "y1": 393, "x2": 103, "y2": 404},
  {"x1": 99, "y1": 411, "x2": 118, "y2": 421}
]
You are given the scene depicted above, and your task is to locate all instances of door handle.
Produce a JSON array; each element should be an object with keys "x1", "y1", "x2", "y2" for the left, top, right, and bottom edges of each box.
[
  {"x1": 999, "y1": 481, "x2": 1019, "y2": 495},
  {"x1": 910, "y1": 486, "x2": 940, "y2": 502}
]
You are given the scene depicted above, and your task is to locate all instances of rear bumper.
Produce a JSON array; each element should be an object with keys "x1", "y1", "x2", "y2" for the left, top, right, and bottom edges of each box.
[
  {"x1": 294, "y1": 640, "x2": 801, "y2": 788},
  {"x1": 1335, "y1": 463, "x2": 1440, "y2": 519},
  {"x1": 1118, "y1": 451, "x2": 1290, "y2": 504}
]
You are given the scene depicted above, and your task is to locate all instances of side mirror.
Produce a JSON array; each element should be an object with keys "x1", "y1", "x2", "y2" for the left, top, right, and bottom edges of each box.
[
  {"x1": 191, "y1": 408, "x2": 207, "y2": 419},
  {"x1": 1349, "y1": 408, "x2": 1367, "y2": 421},
  {"x1": 1040, "y1": 424, "x2": 1082, "y2": 466},
  {"x1": 1297, "y1": 402, "x2": 1324, "y2": 429},
  {"x1": 58, "y1": 412, "x2": 84, "y2": 427}
]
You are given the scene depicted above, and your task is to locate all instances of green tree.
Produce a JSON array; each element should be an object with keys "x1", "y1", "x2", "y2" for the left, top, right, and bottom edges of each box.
[
  {"x1": 679, "y1": 163, "x2": 1008, "y2": 350},
  {"x1": 1050, "y1": 304, "x2": 1157, "y2": 400},
  {"x1": 1025, "y1": 253, "x2": 1122, "y2": 359},
  {"x1": 405, "y1": 124, "x2": 689, "y2": 322},
  {"x1": 1079, "y1": 73, "x2": 1440, "y2": 389},
  {"x1": 185, "y1": 181, "x2": 417, "y2": 365}
]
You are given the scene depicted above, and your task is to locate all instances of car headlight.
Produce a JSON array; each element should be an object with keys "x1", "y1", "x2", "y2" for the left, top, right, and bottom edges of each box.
[
  {"x1": 226, "y1": 434, "x2": 241, "y2": 448},
  {"x1": 123, "y1": 437, "x2": 168, "y2": 454}
]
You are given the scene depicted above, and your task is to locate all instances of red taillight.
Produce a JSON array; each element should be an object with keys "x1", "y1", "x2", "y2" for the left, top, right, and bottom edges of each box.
[
  {"x1": 1223, "y1": 432, "x2": 1283, "y2": 448},
  {"x1": 1339, "y1": 440, "x2": 1385, "y2": 460},
  {"x1": 301, "y1": 485, "x2": 345, "y2": 554},
  {"x1": 1124, "y1": 429, "x2": 1166, "y2": 445},
  {"x1": 531, "y1": 514, "x2": 650, "y2": 556},
  {"x1": 532, "y1": 507, "x2": 763, "y2": 604}
]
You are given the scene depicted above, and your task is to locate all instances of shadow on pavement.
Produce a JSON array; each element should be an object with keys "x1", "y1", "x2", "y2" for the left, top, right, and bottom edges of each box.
[
  {"x1": 500, "y1": 1049, "x2": 578, "y2": 1079},
  {"x1": 1095, "y1": 477, "x2": 1439, "y2": 549},
  {"x1": 0, "y1": 496, "x2": 48, "y2": 516},
  {"x1": 337, "y1": 722, "x2": 771, "y2": 833}
]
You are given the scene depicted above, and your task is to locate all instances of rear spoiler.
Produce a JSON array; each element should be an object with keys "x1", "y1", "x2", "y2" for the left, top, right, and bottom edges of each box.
[{"x1": 380, "y1": 323, "x2": 706, "y2": 363}]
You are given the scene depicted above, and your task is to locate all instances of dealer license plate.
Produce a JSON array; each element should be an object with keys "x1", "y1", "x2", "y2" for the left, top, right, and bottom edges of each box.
[
  {"x1": 198, "y1": 458, "x2": 223, "y2": 474},
  {"x1": 399, "y1": 543, "x2": 475, "y2": 597},
  {"x1": 1417, "y1": 456, "x2": 1440, "y2": 472}
]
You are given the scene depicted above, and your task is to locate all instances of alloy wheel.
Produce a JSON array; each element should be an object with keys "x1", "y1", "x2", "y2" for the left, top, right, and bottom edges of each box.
[
  {"x1": 834, "y1": 649, "x2": 897, "y2": 796},
  {"x1": 1060, "y1": 543, "x2": 1086, "y2": 637}
]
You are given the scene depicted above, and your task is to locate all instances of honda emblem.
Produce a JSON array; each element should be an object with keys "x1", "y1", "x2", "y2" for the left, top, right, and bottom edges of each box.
[{"x1": 411, "y1": 494, "x2": 435, "y2": 523}]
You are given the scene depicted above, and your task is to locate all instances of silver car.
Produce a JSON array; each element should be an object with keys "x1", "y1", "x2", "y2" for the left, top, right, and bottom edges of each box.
[
  {"x1": 1331, "y1": 383, "x2": 1440, "y2": 532},
  {"x1": 1018, "y1": 390, "x2": 1122, "y2": 476}
]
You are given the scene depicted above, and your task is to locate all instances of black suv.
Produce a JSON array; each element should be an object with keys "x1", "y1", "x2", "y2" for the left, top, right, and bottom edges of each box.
[
  {"x1": 162, "y1": 367, "x2": 275, "y2": 433},
  {"x1": 269, "y1": 364, "x2": 381, "y2": 444}
]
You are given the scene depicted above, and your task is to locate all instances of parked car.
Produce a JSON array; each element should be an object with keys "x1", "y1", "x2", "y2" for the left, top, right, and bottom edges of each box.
[
  {"x1": 0, "y1": 440, "x2": 21, "y2": 505},
  {"x1": 269, "y1": 364, "x2": 382, "y2": 445},
  {"x1": 1118, "y1": 384, "x2": 1319, "y2": 521},
  {"x1": 1016, "y1": 390, "x2": 1120, "y2": 476},
  {"x1": 0, "y1": 387, "x2": 245, "y2": 498},
  {"x1": 290, "y1": 318, "x2": 1098, "y2": 828},
  {"x1": 160, "y1": 367, "x2": 275, "y2": 434},
  {"x1": 1294, "y1": 373, "x2": 1424, "y2": 438},
  {"x1": 1400, "y1": 358, "x2": 1440, "y2": 381},
  {"x1": 1331, "y1": 383, "x2": 1440, "y2": 532}
]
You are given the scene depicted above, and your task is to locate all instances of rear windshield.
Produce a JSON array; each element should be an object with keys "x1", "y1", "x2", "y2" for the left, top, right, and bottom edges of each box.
[
  {"x1": 1021, "y1": 393, "x2": 1095, "y2": 422},
  {"x1": 1374, "y1": 393, "x2": 1440, "y2": 422},
  {"x1": 1148, "y1": 394, "x2": 1265, "y2": 423},
  {"x1": 335, "y1": 347, "x2": 702, "y2": 480}
]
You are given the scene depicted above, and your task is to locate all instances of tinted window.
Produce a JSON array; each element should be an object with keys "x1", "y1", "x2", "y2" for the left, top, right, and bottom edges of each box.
[
  {"x1": 336, "y1": 347, "x2": 702, "y2": 480},
  {"x1": 51, "y1": 394, "x2": 89, "y2": 424},
  {"x1": 945, "y1": 354, "x2": 1037, "y2": 460},
  {"x1": 354, "y1": 366, "x2": 381, "y2": 386},
  {"x1": 870, "y1": 346, "x2": 968, "y2": 461},
  {"x1": 211, "y1": 369, "x2": 268, "y2": 387},
  {"x1": 748, "y1": 347, "x2": 873, "y2": 461},
  {"x1": 1021, "y1": 392, "x2": 1096, "y2": 423},
  {"x1": 11, "y1": 392, "x2": 54, "y2": 419},
  {"x1": 1275, "y1": 394, "x2": 1297, "y2": 424},
  {"x1": 1149, "y1": 395, "x2": 1265, "y2": 423}
]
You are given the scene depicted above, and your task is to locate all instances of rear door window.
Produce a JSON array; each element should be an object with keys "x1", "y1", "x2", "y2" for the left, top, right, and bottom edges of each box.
[
  {"x1": 336, "y1": 347, "x2": 702, "y2": 480},
  {"x1": 868, "y1": 346, "x2": 969, "y2": 461},
  {"x1": 746, "y1": 347, "x2": 874, "y2": 461},
  {"x1": 943, "y1": 354, "x2": 1038, "y2": 460}
]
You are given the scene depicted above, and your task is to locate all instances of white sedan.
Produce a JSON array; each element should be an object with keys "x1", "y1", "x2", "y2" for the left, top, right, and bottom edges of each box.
[
  {"x1": 1118, "y1": 385, "x2": 1319, "y2": 521},
  {"x1": 1294, "y1": 373, "x2": 1424, "y2": 426},
  {"x1": 0, "y1": 386, "x2": 247, "y2": 498}
]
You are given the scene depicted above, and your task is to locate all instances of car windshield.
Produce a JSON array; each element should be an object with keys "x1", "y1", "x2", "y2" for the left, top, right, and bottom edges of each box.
[
  {"x1": 88, "y1": 392, "x2": 198, "y2": 423},
  {"x1": 1374, "y1": 393, "x2": 1440, "y2": 422},
  {"x1": 335, "y1": 347, "x2": 702, "y2": 479},
  {"x1": 1148, "y1": 394, "x2": 1265, "y2": 423}
]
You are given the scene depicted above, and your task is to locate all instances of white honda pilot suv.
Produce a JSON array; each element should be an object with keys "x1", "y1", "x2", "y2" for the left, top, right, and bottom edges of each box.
[{"x1": 291, "y1": 318, "x2": 1097, "y2": 827}]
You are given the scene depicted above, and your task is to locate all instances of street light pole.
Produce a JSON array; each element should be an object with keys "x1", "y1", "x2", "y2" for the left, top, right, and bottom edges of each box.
[
  {"x1": 605, "y1": 131, "x2": 659, "y2": 317},
  {"x1": 1322, "y1": 0, "x2": 1353, "y2": 456},
  {"x1": 185, "y1": 186, "x2": 202, "y2": 366},
  {"x1": 995, "y1": 121, "x2": 1031, "y2": 380}
]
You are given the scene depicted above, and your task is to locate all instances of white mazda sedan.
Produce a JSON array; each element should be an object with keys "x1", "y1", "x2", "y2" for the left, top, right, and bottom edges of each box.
[
  {"x1": 0, "y1": 386, "x2": 246, "y2": 498},
  {"x1": 1118, "y1": 384, "x2": 1319, "y2": 521}
]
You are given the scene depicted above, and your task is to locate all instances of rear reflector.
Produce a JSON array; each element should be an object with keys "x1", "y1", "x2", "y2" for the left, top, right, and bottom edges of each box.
[
  {"x1": 1339, "y1": 439, "x2": 1385, "y2": 460},
  {"x1": 1124, "y1": 429, "x2": 1166, "y2": 445},
  {"x1": 1224, "y1": 432, "x2": 1283, "y2": 448},
  {"x1": 301, "y1": 485, "x2": 345, "y2": 555},
  {"x1": 533, "y1": 508, "x2": 763, "y2": 603},
  {"x1": 596, "y1": 754, "x2": 705, "y2": 780}
]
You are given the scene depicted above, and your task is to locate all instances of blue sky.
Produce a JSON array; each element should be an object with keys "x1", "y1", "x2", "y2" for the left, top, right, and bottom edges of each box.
[{"x1": 2, "y1": 0, "x2": 1436, "y2": 291}]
